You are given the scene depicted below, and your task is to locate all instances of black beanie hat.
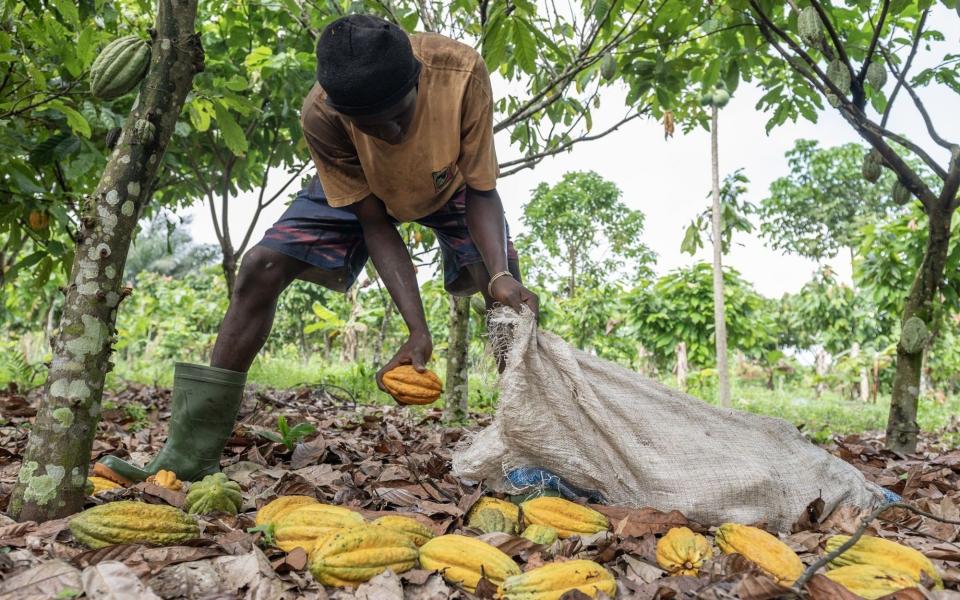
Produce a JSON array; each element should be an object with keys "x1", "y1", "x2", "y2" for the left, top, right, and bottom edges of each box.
[{"x1": 316, "y1": 15, "x2": 422, "y2": 116}]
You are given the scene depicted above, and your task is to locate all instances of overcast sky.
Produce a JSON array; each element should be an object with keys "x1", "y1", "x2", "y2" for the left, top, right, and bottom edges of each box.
[{"x1": 183, "y1": 7, "x2": 959, "y2": 299}]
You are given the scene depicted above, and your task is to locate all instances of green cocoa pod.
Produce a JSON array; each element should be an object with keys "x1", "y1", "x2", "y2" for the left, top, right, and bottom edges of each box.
[
  {"x1": 866, "y1": 61, "x2": 887, "y2": 90},
  {"x1": 90, "y1": 36, "x2": 151, "y2": 100},
  {"x1": 699, "y1": 92, "x2": 713, "y2": 107},
  {"x1": 184, "y1": 473, "x2": 243, "y2": 515},
  {"x1": 798, "y1": 6, "x2": 824, "y2": 47},
  {"x1": 826, "y1": 60, "x2": 851, "y2": 95},
  {"x1": 826, "y1": 93, "x2": 840, "y2": 108},
  {"x1": 600, "y1": 55, "x2": 617, "y2": 81},
  {"x1": 469, "y1": 507, "x2": 514, "y2": 534},
  {"x1": 861, "y1": 149, "x2": 882, "y2": 183},
  {"x1": 892, "y1": 180, "x2": 912, "y2": 205},
  {"x1": 711, "y1": 88, "x2": 730, "y2": 108},
  {"x1": 900, "y1": 316, "x2": 929, "y2": 354}
]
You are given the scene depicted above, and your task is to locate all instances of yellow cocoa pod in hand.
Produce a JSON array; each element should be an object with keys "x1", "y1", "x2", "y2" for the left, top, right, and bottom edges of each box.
[
  {"x1": 825, "y1": 534, "x2": 942, "y2": 588},
  {"x1": 715, "y1": 523, "x2": 803, "y2": 584},
  {"x1": 500, "y1": 559, "x2": 616, "y2": 599},
  {"x1": 382, "y1": 365, "x2": 442, "y2": 405},
  {"x1": 419, "y1": 534, "x2": 521, "y2": 592},
  {"x1": 656, "y1": 526, "x2": 713, "y2": 576},
  {"x1": 825, "y1": 564, "x2": 918, "y2": 599},
  {"x1": 520, "y1": 497, "x2": 608, "y2": 539},
  {"x1": 309, "y1": 526, "x2": 418, "y2": 587}
]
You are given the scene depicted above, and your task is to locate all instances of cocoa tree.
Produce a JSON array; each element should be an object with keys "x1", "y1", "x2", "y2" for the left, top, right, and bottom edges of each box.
[
  {"x1": 9, "y1": 0, "x2": 204, "y2": 521},
  {"x1": 733, "y1": 1, "x2": 960, "y2": 451}
]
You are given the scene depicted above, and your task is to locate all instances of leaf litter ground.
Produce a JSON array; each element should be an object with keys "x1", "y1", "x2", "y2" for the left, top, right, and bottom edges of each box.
[{"x1": 1, "y1": 382, "x2": 960, "y2": 599}]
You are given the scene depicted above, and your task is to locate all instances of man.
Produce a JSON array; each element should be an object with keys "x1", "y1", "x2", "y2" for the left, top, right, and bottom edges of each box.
[{"x1": 98, "y1": 15, "x2": 539, "y2": 483}]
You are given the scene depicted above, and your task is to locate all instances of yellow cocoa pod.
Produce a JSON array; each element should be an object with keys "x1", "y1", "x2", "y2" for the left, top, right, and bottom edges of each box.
[
  {"x1": 87, "y1": 476, "x2": 123, "y2": 495},
  {"x1": 274, "y1": 503, "x2": 365, "y2": 552},
  {"x1": 381, "y1": 365, "x2": 442, "y2": 405},
  {"x1": 147, "y1": 469, "x2": 183, "y2": 491},
  {"x1": 468, "y1": 497, "x2": 521, "y2": 530},
  {"x1": 372, "y1": 515, "x2": 434, "y2": 547},
  {"x1": 521, "y1": 524, "x2": 558, "y2": 546},
  {"x1": 824, "y1": 564, "x2": 918, "y2": 599},
  {"x1": 309, "y1": 525, "x2": 418, "y2": 587},
  {"x1": 419, "y1": 534, "x2": 521, "y2": 592},
  {"x1": 255, "y1": 495, "x2": 318, "y2": 528},
  {"x1": 656, "y1": 526, "x2": 713, "y2": 576},
  {"x1": 825, "y1": 534, "x2": 942, "y2": 589},
  {"x1": 501, "y1": 559, "x2": 616, "y2": 599},
  {"x1": 520, "y1": 497, "x2": 608, "y2": 539},
  {"x1": 69, "y1": 501, "x2": 199, "y2": 549},
  {"x1": 715, "y1": 523, "x2": 803, "y2": 584}
]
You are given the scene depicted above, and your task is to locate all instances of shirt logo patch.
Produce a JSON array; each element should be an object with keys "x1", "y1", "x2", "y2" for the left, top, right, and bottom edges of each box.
[{"x1": 432, "y1": 166, "x2": 454, "y2": 192}]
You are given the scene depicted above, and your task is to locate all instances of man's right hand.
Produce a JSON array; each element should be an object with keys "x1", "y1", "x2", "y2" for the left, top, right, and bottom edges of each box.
[{"x1": 377, "y1": 331, "x2": 434, "y2": 393}]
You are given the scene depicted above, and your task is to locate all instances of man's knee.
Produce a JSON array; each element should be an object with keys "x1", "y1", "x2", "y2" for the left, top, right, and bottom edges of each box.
[{"x1": 234, "y1": 247, "x2": 299, "y2": 301}]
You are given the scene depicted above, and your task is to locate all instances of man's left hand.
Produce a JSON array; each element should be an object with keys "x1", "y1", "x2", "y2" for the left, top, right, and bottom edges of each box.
[{"x1": 490, "y1": 275, "x2": 539, "y2": 320}]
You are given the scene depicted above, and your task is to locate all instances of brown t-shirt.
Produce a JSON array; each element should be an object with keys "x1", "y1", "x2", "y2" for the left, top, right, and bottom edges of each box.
[{"x1": 300, "y1": 33, "x2": 498, "y2": 222}]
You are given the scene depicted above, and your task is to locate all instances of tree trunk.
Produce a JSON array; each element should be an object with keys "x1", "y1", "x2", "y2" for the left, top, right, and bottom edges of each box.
[
  {"x1": 221, "y1": 248, "x2": 237, "y2": 296},
  {"x1": 709, "y1": 107, "x2": 731, "y2": 408},
  {"x1": 814, "y1": 348, "x2": 828, "y2": 400},
  {"x1": 886, "y1": 207, "x2": 952, "y2": 452},
  {"x1": 340, "y1": 285, "x2": 361, "y2": 363},
  {"x1": 372, "y1": 297, "x2": 394, "y2": 368},
  {"x1": 444, "y1": 295, "x2": 470, "y2": 423},
  {"x1": 675, "y1": 342, "x2": 688, "y2": 393},
  {"x1": 9, "y1": 0, "x2": 203, "y2": 522},
  {"x1": 850, "y1": 342, "x2": 869, "y2": 403},
  {"x1": 919, "y1": 348, "x2": 931, "y2": 398},
  {"x1": 568, "y1": 247, "x2": 577, "y2": 298}
]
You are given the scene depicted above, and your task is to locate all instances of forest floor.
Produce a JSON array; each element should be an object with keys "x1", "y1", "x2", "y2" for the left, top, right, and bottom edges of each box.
[{"x1": 1, "y1": 382, "x2": 959, "y2": 599}]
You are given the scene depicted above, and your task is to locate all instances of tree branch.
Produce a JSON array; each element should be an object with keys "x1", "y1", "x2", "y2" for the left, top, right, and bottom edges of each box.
[
  {"x1": 857, "y1": 0, "x2": 890, "y2": 88},
  {"x1": 237, "y1": 162, "x2": 309, "y2": 256},
  {"x1": 941, "y1": 148, "x2": 960, "y2": 211},
  {"x1": 794, "y1": 501, "x2": 960, "y2": 591},
  {"x1": 880, "y1": 9, "x2": 927, "y2": 129},
  {"x1": 499, "y1": 110, "x2": 644, "y2": 177},
  {"x1": 750, "y1": 2, "x2": 942, "y2": 205},
  {"x1": 0, "y1": 81, "x2": 83, "y2": 119},
  {"x1": 879, "y1": 47, "x2": 954, "y2": 152}
]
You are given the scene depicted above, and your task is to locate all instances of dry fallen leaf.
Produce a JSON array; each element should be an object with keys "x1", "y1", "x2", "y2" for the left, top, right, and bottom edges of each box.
[
  {"x1": 81, "y1": 560, "x2": 162, "y2": 600},
  {"x1": 804, "y1": 573, "x2": 864, "y2": 600},
  {"x1": 0, "y1": 558, "x2": 82, "y2": 600},
  {"x1": 352, "y1": 569, "x2": 403, "y2": 600}
]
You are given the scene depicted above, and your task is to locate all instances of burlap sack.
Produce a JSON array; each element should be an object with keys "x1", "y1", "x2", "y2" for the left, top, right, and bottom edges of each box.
[{"x1": 453, "y1": 308, "x2": 886, "y2": 532}]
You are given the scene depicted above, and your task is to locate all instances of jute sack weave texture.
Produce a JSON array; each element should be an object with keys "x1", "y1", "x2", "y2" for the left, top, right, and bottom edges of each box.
[{"x1": 452, "y1": 309, "x2": 886, "y2": 532}]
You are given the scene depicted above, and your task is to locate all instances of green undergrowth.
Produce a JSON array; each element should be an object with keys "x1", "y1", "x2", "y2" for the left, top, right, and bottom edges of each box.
[{"x1": 5, "y1": 349, "x2": 958, "y2": 447}]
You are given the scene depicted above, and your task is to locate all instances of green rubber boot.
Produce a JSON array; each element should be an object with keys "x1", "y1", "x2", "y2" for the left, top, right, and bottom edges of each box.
[{"x1": 97, "y1": 362, "x2": 246, "y2": 483}]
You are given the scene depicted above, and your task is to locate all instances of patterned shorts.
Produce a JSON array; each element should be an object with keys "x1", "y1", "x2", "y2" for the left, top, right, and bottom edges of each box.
[{"x1": 258, "y1": 178, "x2": 520, "y2": 296}]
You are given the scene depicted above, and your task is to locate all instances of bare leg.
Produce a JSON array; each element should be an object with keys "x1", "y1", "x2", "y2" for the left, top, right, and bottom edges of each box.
[{"x1": 211, "y1": 246, "x2": 309, "y2": 372}]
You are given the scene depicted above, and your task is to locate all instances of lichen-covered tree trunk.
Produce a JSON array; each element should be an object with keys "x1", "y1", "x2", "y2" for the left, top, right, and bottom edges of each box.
[
  {"x1": 443, "y1": 295, "x2": 470, "y2": 423},
  {"x1": 9, "y1": 0, "x2": 203, "y2": 522},
  {"x1": 709, "y1": 107, "x2": 731, "y2": 408},
  {"x1": 675, "y1": 342, "x2": 688, "y2": 393},
  {"x1": 886, "y1": 207, "x2": 952, "y2": 453}
]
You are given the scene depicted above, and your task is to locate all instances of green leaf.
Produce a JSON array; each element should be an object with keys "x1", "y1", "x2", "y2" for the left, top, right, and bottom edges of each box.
[
  {"x1": 511, "y1": 20, "x2": 538, "y2": 75},
  {"x1": 256, "y1": 430, "x2": 284, "y2": 444},
  {"x1": 244, "y1": 46, "x2": 273, "y2": 71},
  {"x1": 211, "y1": 100, "x2": 248, "y2": 156},
  {"x1": 188, "y1": 98, "x2": 214, "y2": 132},
  {"x1": 50, "y1": 0, "x2": 79, "y2": 26},
  {"x1": 48, "y1": 101, "x2": 91, "y2": 138},
  {"x1": 680, "y1": 221, "x2": 702, "y2": 255}
]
